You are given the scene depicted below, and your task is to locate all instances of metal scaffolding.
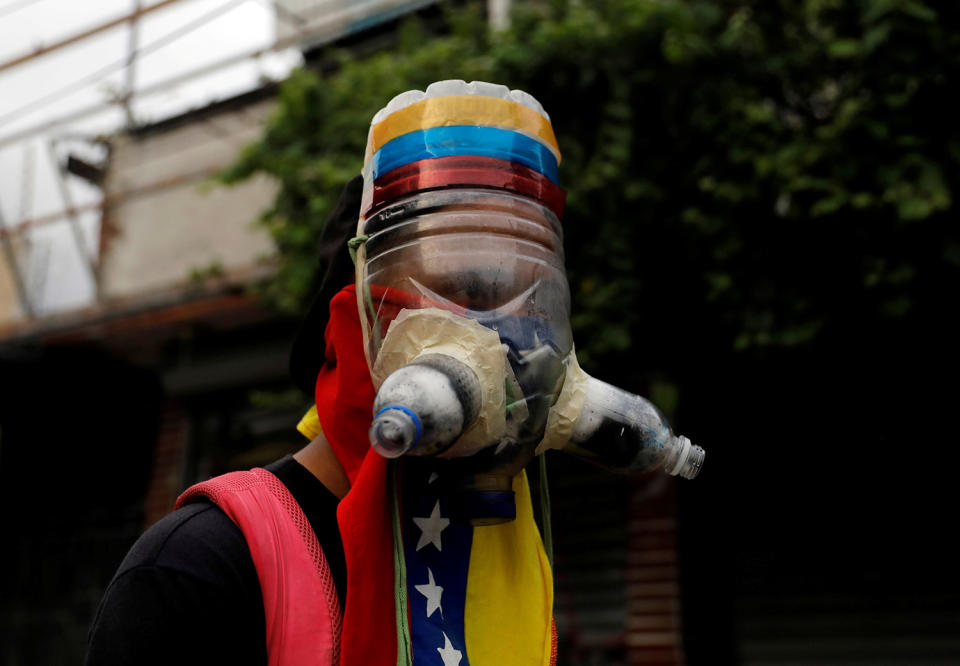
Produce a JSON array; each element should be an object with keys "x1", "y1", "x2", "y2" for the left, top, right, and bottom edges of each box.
[{"x1": 0, "y1": 0, "x2": 444, "y2": 323}]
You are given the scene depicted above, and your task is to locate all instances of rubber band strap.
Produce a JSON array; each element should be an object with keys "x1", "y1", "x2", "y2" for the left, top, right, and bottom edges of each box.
[
  {"x1": 390, "y1": 461, "x2": 413, "y2": 666},
  {"x1": 349, "y1": 235, "x2": 382, "y2": 354},
  {"x1": 347, "y1": 234, "x2": 368, "y2": 266}
]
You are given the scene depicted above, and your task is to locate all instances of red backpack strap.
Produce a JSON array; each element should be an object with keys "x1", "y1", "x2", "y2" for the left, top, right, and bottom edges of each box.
[{"x1": 177, "y1": 468, "x2": 342, "y2": 666}]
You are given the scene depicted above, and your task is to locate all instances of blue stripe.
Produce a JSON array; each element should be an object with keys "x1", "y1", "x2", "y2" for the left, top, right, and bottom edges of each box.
[
  {"x1": 402, "y1": 462, "x2": 473, "y2": 666},
  {"x1": 371, "y1": 125, "x2": 560, "y2": 184}
]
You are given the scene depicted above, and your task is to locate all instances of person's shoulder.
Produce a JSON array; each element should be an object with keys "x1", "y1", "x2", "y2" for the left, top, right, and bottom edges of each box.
[
  {"x1": 86, "y1": 501, "x2": 266, "y2": 666},
  {"x1": 116, "y1": 499, "x2": 254, "y2": 587}
]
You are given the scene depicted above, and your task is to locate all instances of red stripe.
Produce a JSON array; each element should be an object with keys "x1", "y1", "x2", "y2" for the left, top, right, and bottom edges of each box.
[{"x1": 367, "y1": 155, "x2": 566, "y2": 220}]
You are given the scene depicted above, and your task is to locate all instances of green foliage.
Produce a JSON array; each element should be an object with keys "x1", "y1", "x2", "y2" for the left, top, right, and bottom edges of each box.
[
  {"x1": 248, "y1": 388, "x2": 312, "y2": 411},
  {"x1": 222, "y1": 0, "x2": 958, "y2": 380},
  {"x1": 219, "y1": 8, "x2": 495, "y2": 312},
  {"x1": 187, "y1": 259, "x2": 225, "y2": 285}
]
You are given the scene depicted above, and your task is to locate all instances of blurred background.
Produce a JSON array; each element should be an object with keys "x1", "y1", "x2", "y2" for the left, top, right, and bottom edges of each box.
[{"x1": 1, "y1": 0, "x2": 958, "y2": 664}]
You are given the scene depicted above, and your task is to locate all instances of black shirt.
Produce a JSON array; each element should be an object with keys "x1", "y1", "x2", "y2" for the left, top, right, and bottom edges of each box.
[{"x1": 85, "y1": 456, "x2": 345, "y2": 666}]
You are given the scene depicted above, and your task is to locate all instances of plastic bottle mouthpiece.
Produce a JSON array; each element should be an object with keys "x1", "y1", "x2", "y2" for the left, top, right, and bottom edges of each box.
[
  {"x1": 370, "y1": 406, "x2": 422, "y2": 458},
  {"x1": 369, "y1": 354, "x2": 482, "y2": 458}
]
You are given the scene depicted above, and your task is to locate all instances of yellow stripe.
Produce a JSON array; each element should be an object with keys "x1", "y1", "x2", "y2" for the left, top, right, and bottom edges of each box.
[
  {"x1": 464, "y1": 470, "x2": 554, "y2": 665},
  {"x1": 296, "y1": 405, "x2": 323, "y2": 441},
  {"x1": 369, "y1": 95, "x2": 561, "y2": 163}
]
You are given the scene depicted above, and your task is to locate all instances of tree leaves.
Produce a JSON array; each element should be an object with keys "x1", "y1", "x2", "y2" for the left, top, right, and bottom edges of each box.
[{"x1": 221, "y1": 0, "x2": 959, "y2": 385}]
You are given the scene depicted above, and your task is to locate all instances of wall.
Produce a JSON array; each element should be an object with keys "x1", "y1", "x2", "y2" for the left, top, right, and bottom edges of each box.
[{"x1": 98, "y1": 97, "x2": 278, "y2": 300}]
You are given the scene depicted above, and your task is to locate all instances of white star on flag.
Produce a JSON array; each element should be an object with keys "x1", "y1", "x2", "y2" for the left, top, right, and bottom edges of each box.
[
  {"x1": 413, "y1": 500, "x2": 449, "y2": 552},
  {"x1": 414, "y1": 567, "x2": 444, "y2": 618},
  {"x1": 437, "y1": 632, "x2": 462, "y2": 666}
]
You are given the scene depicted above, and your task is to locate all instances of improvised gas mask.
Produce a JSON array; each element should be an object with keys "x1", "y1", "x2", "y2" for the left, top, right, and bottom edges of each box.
[{"x1": 353, "y1": 81, "x2": 704, "y2": 523}]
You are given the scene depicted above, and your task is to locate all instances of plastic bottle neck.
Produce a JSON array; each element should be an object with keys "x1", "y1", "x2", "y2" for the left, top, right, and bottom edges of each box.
[{"x1": 664, "y1": 435, "x2": 705, "y2": 479}]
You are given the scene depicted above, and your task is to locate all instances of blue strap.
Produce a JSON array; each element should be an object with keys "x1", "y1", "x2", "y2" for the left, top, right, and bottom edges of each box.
[{"x1": 371, "y1": 125, "x2": 560, "y2": 184}]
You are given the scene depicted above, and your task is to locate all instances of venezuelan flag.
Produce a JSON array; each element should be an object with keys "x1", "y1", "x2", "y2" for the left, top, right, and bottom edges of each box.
[{"x1": 398, "y1": 463, "x2": 555, "y2": 666}]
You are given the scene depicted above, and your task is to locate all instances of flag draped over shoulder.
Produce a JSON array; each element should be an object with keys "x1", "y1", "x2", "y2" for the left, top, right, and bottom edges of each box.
[
  {"x1": 314, "y1": 285, "x2": 556, "y2": 666},
  {"x1": 401, "y1": 462, "x2": 555, "y2": 666}
]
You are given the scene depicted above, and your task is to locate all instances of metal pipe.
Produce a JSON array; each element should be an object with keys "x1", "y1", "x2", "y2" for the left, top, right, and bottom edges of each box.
[
  {"x1": 0, "y1": 163, "x2": 229, "y2": 238},
  {"x1": 47, "y1": 140, "x2": 100, "y2": 295},
  {"x1": 0, "y1": 0, "x2": 189, "y2": 74},
  {"x1": 124, "y1": 0, "x2": 143, "y2": 129},
  {"x1": 0, "y1": 0, "x2": 440, "y2": 150},
  {"x1": 0, "y1": 199, "x2": 35, "y2": 317}
]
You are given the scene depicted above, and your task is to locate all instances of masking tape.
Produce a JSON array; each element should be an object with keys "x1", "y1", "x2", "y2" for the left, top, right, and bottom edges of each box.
[
  {"x1": 535, "y1": 349, "x2": 590, "y2": 455},
  {"x1": 369, "y1": 126, "x2": 560, "y2": 185},
  {"x1": 371, "y1": 308, "x2": 509, "y2": 457},
  {"x1": 367, "y1": 95, "x2": 561, "y2": 162},
  {"x1": 365, "y1": 155, "x2": 566, "y2": 220}
]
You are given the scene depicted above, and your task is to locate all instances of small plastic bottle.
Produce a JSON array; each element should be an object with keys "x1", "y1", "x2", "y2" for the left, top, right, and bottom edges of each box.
[
  {"x1": 566, "y1": 375, "x2": 704, "y2": 479},
  {"x1": 369, "y1": 354, "x2": 482, "y2": 458}
]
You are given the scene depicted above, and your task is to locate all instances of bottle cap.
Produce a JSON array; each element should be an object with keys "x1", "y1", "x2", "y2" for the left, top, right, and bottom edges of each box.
[{"x1": 369, "y1": 406, "x2": 422, "y2": 458}]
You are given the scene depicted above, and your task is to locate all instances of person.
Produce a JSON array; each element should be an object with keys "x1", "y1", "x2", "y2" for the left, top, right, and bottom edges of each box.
[
  {"x1": 87, "y1": 81, "x2": 563, "y2": 666},
  {"x1": 86, "y1": 80, "x2": 702, "y2": 666},
  {"x1": 83, "y1": 177, "x2": 362, "y2": 666}
]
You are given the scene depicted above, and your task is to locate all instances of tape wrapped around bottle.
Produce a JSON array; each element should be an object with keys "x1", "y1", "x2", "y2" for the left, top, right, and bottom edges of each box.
[
  {"x1": 370, "y1": 307, "x2": 510, "y2": 458},
  {"x1": 535, "y1": 350, "x2": 590, "y2": 455}
]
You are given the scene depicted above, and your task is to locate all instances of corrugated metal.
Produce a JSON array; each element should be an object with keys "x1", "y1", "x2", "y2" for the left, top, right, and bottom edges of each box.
[
  {"x1": 737, "y1": 594, "x2": 960, "y2": 666},
  {"x1": 548, "y1": 454, "x2": 686, "y2": 666},
  {"x1": 626, "y1": 478, "x2": 684, "y2": 666},
  {"x1": 551, "y1": 456, "x2": 630, "y2": 664}
]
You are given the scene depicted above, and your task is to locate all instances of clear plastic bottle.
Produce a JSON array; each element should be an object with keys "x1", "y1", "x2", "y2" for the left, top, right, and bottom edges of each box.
[
  {"x1": 565, "y1": 375, "x2": 704, "y2": 479},
  {"x1": 369, "y1": 354, "x2": 482, "y2": 458}
]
